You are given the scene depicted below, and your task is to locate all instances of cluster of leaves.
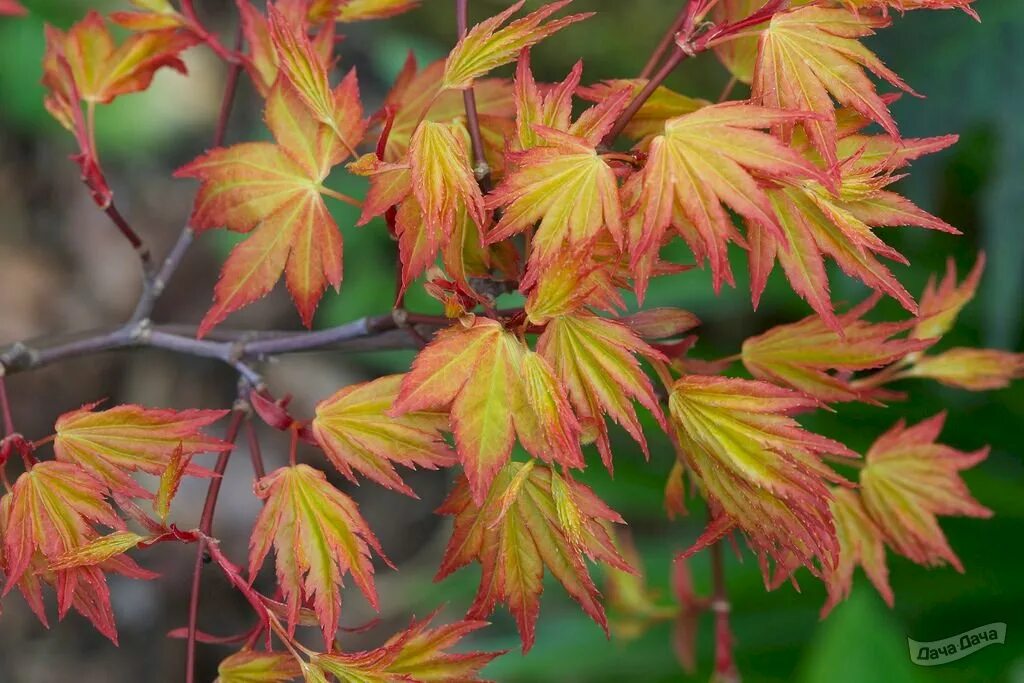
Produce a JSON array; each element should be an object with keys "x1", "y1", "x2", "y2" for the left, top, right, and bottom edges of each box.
[{"x1": 2, "y1": 0, "x2": 1023, "y2": 680}]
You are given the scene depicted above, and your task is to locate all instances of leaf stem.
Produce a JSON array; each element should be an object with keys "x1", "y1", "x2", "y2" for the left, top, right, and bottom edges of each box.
[
  {"x1": 185, "y1": 407, "x2": 246, "y2": 683},
  {"x1": 319, "y1": 186, "x2": 364, "y2": 208},
  {"x1": 710, "y1": 541, "x2": 738, "y2": 682},
  {"x1": 455, "y1": 0, "x2": 492, "y2": 189},
  {"x1": 639, "y1": 3, "x2": 691, "y2": 80},
  {"x1": 602, "y1": 47, "x2": 687, "y2": 147},
  {"x1": 104, "y1": 201, "x2": 154, "y2": 277},
  {"x1": 179, "y1": 0, "x2": 241, "y2": 65},
  {"x1": 245, "y1": 419, "x2": 266, "y2": 480}
]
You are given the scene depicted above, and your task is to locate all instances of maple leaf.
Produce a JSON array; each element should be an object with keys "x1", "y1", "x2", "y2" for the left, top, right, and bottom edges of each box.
[
  {"x1": 312, "y1": 609, "x2": 502, "y2": 681},
  {"x1": 237, "y1": 0, "x2": 337, "y2": 98},
  {"x1": 111, "y1": 0, "x2": 190, "y2": 32},
  {"x1": 442, "y1": 0, "x2": 592, "y2": 90},
  {"x1": 391, "y1": 318, "x2": 583, "y2": 503},
  {"x1": 485, "y1": 126, "x2": 626, "y2": 274},
  {"x1": 860, "y1": 413, "x2": 991, "y2": 570},
  {"x1": 822, "y1": 487, "x2": 892, "y2": 616},
  {"x1": 904, "y1": 348, "x2": 1024, "y2": 391},
  {"x1": 53, "y1": 402, "x2": 229, "y2": 499},
  {"x1": 43, "y1": 11, "x2": 197, "y2": 105},
  {"x1": 749, "y1": 162, "x2": 958, "y2": 326},
  {"x1": 522, "y1": 248, "x2": 625, "y2": 325},
  {"x1": 352, "y1": 118, "x2": 498, "y2": 293},
  {"x1": 578, "y1": 80, "x2": 708, "y2": 143},
  {"x1": 176, "y1": 74, "x2": 366, "y2": 334},
  {"x1": 837, "y1": 0, "x2": 978, "y2": 14},
  {"x1": 536, "y1": 313, "x2": 668, "y2": 470},
  {"x1": 409, "y1": 120, "x2": 486, "y2": 239},
  {"x1": 632, "y1": 102, "x2": 827, "y2": 293},
  {"x1": 752, "y1": 6, "x2": 914, "y2": 170},
  {"x1": 307, "y1": 0, "x2": 420, "y2": 23},
  {"x1": 379, "y1": 55, "x2": 514, "y2": 166},
  {"x1": 741, "y1": 296, "x2": 931, "y2": 402},
  {"x1": 48, "y1": 531, "x2": 149, "y2": 572},
  {"x1": 669, "y1": 375, "x2": 855, "y2": 582},
  {"x1": 215, "y1": 650, "x2": 302, "y2": 683},
  {"x1": 1, "y1": 462, "x2": 154, "y2": 642},
  {"x1": 912, "y1": 254, "x2": 984, "y2": 341},
  {"x1": 436, "y1": 462, "x2": 631, "y2": 651},
  {"x1": 511, "y1": 52, "x2": 581, "y2": 152},
  {"x1": 249, "y1": 464, "x2": 391, "y2": 644},
  {"x1": 310, "y1": 374, "x2": 456, "y2": 497},
  {"x1": 712, "y1": 0, "x2": 765, "y2": 84},
  {"x1": 268, "y1": 6, "x2": 362, "y2": 152},
  {"x1": 155, "y1": 444, "x2": 188, "y2": 521}
]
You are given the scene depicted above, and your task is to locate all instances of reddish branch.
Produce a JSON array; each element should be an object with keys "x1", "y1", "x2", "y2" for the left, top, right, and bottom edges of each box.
[
  {"x1": 103, "y1": 201, "x2": 153, "y2": 277},
  {"x1": 185, "y1": 408, "x2": 246, "y2": 683},
  {"x1": 603, "y1": 0, "x2": 785, "y2": 148},
  {"x1": 455, "y1": 0, "x2": 491, "y2": 187},
  {"x1": 639, "y1": 3, "x2": 692, "y2": 80},
  {"x1": 710, "y1": 542, "x2": 738, "y2": 682}
]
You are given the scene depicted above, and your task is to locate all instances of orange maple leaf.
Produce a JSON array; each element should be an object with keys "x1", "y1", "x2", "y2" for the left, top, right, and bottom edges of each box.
[
  {"x1": 912, "y1": 254, "x2": 985, "y2": 341},
  {"x1": 749, "y1": 160, "x2": 958, "y2": 328},
  {"x1": 741, "y1": 296, "x2": 932, "y2": 402},
  {"x1": 1, "y1": 462, "x2": 154, "y2": 643},
  {"x1": 308, "y1": 0, "x2": 421, "y2": 23},
  {"x1": 436, "y1": 462, "x2": 632, "y2": 651},
  {"x1": 176, "y1": 75, "x2": 366, "y2": 334},
  {"x1": 631, "y1": 102, "x2": 828, "y2": 294},
  {"x1": 442, "y1": 0, "x2": 592, "y2": 90},
  {"x1": 390, "y1": 318, "x2": 583, "y2": 503},
  {"x1": 752, "y1": 6, "x2": 915, "y2": 170},
  {"x1": 215, "y1": 650, "x2": 302, "y2": 683},
  {"x1": 379, "y1": 54, "x2": 514, "y2": 166},
  {"x1": 310, "y1": 374, "x2": 456, "y2": 497},
  {"x1": 860, "y1": 413, "x2": 991, "y2": 570},
  {"x1": 669, "y1": 375, "x2": 855, "y2": 583},
  {"x1": 43, "y1": 10, "x2": 197, "y2": 106},
  {"x1": 536, "y1": 313, "x2": 668, "y2": 470},
  {"x1": 237, "y1": 0, "x2": 337, "y2": 98},
  {"x1": 310, "y1": 608, "x2": 502, "y2": 681},
  {"x1": 822, "y1": 487, "x2": 892, "y2": 616},
  {"x1": 53, "y1": 402, "x2": 230, "y2": 499},
  {"x1": 249, "y1": 464, "x2": 391, "y2": 645}
]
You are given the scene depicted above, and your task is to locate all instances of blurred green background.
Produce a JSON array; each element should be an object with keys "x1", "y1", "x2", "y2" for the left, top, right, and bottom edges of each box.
[{"x1": 0, "y1": 1, "x2": 1022, "y2": 682}]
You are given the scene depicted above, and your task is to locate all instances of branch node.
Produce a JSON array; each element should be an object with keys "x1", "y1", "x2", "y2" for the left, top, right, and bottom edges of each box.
[
  {"x1": 130, "y1": 318, "x2": 152, "y2": 343},
  {"x1": 392, "y1": 308, "x2": 410, "y2": 327}
]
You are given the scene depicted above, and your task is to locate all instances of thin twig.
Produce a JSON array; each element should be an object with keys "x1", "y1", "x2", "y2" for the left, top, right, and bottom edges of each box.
[
  {"x1": 639, "y1": 3, "x2": 691, "y2": 80},
  {"x1": 710, "y1": 542, "x2": 738, "y2": 683},
  {"x1": 0, "y1": 311, "x2": 448, "y2": 378},
  {"x1": 602, "y1": 48, "x2": 687, "y2": 147},
  {"x1": 455, "y1": 0, "x2": 491, "y2": 188},
  {"x1": 130, "y1": 27, "x2": 245, "y2": 326},
  {"x1": 104, "y1": 201, "x2": 154, "y2": 278},
  {"x1": 179, "y1": 0, "x2": 241, "y2": 65},
  {"x1": 185, "y1": 408, "x2": 245, "y2": 683},
  {"x1": 245, "y1": 419, "x2": 266, "y2": 480}
]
